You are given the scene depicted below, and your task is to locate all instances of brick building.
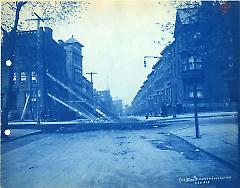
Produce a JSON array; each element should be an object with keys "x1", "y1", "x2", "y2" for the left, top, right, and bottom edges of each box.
[
  {"x1": 1, "y1": 27, "x2": 108, "y2": 121},
  {"x1": 59, "y1": 36, "x2": 93, "y2": 98},
  {"x1": 131, "y1": 2, "x2": 239, "y2": 115},
  {"x1": 1, "y1": 27, "x2": 71, "y2": 120}
]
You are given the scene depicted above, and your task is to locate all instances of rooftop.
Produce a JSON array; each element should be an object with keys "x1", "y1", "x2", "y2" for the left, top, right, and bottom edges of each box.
[{"x1": 65, "y1": 36, "x2": 84, "y2": 47}]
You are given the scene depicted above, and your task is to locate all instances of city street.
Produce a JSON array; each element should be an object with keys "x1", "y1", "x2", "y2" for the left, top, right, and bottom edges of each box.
[
  {"x1": 1, "y1": 2, "x2": 239, "y2": 188},
  {"x1": 1, "y1": 115, "x2": 238, "y2": 188}
]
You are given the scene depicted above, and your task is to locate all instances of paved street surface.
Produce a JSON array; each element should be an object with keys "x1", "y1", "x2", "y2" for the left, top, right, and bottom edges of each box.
[
  {"x1": 172, "y1": 118, "x2": 238, "y2": 167},
  {"x1": 1, "y1": 116, "x2": 238, "y2": 188}
]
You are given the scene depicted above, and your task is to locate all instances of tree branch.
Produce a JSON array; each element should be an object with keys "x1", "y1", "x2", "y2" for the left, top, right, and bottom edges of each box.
[
  {"x1": 12, "y1": 1, "x2": 28, "y2": 32},
  {"x1": 6, "y1": 2, "x2": 16, "y2": 10},
  {"x1": 1, "y1": 26, "x2": 7, "y2": 34}
]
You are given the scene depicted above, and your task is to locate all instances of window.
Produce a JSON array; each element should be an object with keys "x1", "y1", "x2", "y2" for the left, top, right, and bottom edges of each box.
[
  {"x1": 13, "y1": 72, "x2": 17, "y2": 83},
  {"x1": 188, "y1": 56, "x2": 194, "y2": 62},
  {"x1": 193, "y1": 32, "x2": 201, "y2": 39},
  {"x1": 187, "y1": 84, "x2": 204, "y2": 99},
  {"x1": 186, "y1": 56, "x2": 202, "y2": 70},
  {"x1": 31, "y1": 72, "x2": 37, "y2": 83},
  {"x1": 196, "y1": 57, "x2": 202, "y2": 62},
  {"x1": 197, "y1": 91, "x2": 203, "y2": 98},
  {"x1": 188, "y1": 56, "x2": 194, "y2": 70},
  {"x1": 195, "y1": 57, "x2": 202, "y2": 69},
  {"x1": 189, "y1": 91, "x2": 194, "y2": 98},
  {"x1": 74, "y1": 70, "x2": 82, "y2": 83},
  {"x1": 20, "y1": 72, "x2": 27, "y2": 83},
  {"x1": 182, "y1": 61, "x2": 187, "y2": 71},
  {"x1": 195, "y1": 62, "x2": 202, "y2": 69}
]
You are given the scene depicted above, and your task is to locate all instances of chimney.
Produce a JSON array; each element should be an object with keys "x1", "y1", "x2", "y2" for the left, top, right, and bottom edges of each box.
[
  {"x1": 44, "y1": 27, "x2": 53, "y2": 38},
  {"x1": 58, "y1": 40, "x2": 64, "y2": 46}
]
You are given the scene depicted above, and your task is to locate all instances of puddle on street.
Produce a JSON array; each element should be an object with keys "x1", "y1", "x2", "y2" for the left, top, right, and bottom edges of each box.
[{"x1": 150, "y1": 133, "x2": 206, "y2": 160}]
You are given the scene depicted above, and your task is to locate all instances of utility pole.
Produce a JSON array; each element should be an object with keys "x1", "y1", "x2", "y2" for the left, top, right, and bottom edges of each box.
[
  {"x1": 86, "y1": 72, "x2": 97, "y2": 84},
  {"x1": 26, "y1": 13, "x2": 50, "y2": 30},
  {"x1": 193, "y1": 81, "x2": 200, "y2": 138},
  {"x1": 86, "y1": 72, "x2": 97, "y2": 98}
]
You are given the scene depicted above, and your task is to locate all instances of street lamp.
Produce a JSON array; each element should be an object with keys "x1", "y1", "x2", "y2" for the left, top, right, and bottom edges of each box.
[{"x1": 143, "y1": 56, "x2": 160, "y2": 67}]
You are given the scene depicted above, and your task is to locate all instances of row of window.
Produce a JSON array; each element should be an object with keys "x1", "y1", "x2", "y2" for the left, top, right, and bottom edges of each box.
[
  {"x1": 186, "y1": 85, "x2": 204, "y2": 98},
  {"x1": 162, "y1": 48, "x2": 176, "y2": 65},
  {"x1": 154, "y1": 56, "x2": 202, "y2": 81},
  {"x1": 189, "y1": 90, "x2": 204, "y2": 98},
  {"x1": 74, "y1": 69, "x2": 82, "y2": 83},
  {"x1": 177, "y1": 32, "x2": 201, "y2": 50},
  {"x1": 182, "y1": 56, "x2": 202, "y2": 71},
  {"x1": 13, "y1": 72, "x2": 37, "y2": 83}
]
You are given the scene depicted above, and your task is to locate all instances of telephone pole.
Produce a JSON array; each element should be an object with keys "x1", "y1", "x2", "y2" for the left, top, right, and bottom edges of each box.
[
  {"x1": 86, "y1": 72, "x2": 97, "y2": 98},
  {"x1": 86, "y1": 72, "x2": 97, "y2": 84},
  {"x1": 26, "y1": 13, "x2": 50, "y2": 30}
]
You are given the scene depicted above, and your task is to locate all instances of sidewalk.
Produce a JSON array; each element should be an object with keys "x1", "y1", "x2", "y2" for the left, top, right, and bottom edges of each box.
[
  {"x1": 171, "y1": 121, "x2": 238, "y2": 169},
  {"x1": 133, "y1": 111, "x2": 237, "y2": 122},
  {"x1": 1, "y1": 129, "x2": 42, "y2": 142}
]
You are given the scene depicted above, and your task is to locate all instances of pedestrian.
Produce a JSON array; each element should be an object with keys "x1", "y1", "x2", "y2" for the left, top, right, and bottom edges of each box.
[
  {"x1": 177, "y1": 103, "x2": 183, "y2": 114},
  {"x1": 161, "y1": 103, "x2": 167, "y2": 117},
  {"x1": 145, "y1": 113, "x2": 148, "y2": 120},
  {"x1": 172, "y1": 101, "x2": 177, "y2": 118}
]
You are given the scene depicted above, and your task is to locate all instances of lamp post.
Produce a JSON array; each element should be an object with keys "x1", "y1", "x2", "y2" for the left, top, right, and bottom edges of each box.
[
  {"x1": 193, "y1": 81, "x2": 200, "y2": 138},
  {"x1": 144, "y1": 56, "x2": 160, "y2": 67}
]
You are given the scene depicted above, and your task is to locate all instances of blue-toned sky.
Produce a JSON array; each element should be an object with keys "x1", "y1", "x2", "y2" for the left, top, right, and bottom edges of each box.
[{"x1": 53, "y1": 0, "x2": 176, "y2": 105}]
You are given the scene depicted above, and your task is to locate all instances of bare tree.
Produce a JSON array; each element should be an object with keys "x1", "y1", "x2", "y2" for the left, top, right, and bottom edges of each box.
[{"x1": 1, "y1": 1, "x2": 89, "y2": 135}]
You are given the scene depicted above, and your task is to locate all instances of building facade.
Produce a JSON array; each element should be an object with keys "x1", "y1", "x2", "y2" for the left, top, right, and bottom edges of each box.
[
  {"x1": 112, "y1": 99, "x2": 123, "y2": 116},
  {"x1": 59, "y1": 37, "x2": 93, "y2": 104},
  {"x1": 1, "y1": 27, "x2": 71, "y2": 121},
  {"x1": 94, "y1": 90, "x2": 113, "y2": 110},
  {"x1": 131, "y1": 2, "x2": 239, "y2": 116},
  {"x1": 1, "y1": 28, "x2": 109, "y2": 121}
]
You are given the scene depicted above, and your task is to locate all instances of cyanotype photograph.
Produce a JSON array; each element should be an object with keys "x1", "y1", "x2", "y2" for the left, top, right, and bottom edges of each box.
[{"x1": 1, "y1": 0, "x2": 239, "y2": 188}]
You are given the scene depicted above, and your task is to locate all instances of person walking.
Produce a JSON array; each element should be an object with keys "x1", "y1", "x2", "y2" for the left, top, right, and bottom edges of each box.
[
  {"x1": 161, "y1": 103, "x2": 167, "y2": 117},
  {"x1": 172, "y1": 101, "x2": 177, "y2": 118}
]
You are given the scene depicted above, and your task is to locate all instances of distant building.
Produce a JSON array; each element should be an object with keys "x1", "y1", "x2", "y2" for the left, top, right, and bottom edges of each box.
[
  {"x1": 112, "y1": 99, "x2": 123, "y2": 116},
  {"x1": 131, "y1": 41, "x2": 178, "y2": 115},
  {"x1": 131, "y1": 2, "x2": 239, "y2": 115},
  {"x1": 94, "y1": 90, "x2": 113, "y2": 110},
  {"x1": 124, "y1": 105, "x2": 132, "y2": 116}
]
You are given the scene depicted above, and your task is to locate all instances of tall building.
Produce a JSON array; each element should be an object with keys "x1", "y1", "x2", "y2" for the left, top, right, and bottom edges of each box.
[
  {"x1": 59, "y1": 36, "x2": 93, "y2": 100},
  {"x1": 175, "y1": 1, "x2": 239, "y2": 111},
  {"x1": 62, "y1": 36, "x2": 83, "y2": 85},
  {"x1": 131, "y1": 2, "x2": 239, "y2": 115},
  {"x1": 1, "y1": 27, "x2": 109, "y2": 121},
  {"x1": 1, "y1": 27, "x2": 71, "y2": 121}
]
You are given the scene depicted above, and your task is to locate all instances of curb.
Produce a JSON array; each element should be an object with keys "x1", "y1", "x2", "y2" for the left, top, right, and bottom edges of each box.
[
  {"x1": 170, "y1": 133, "x2": 238, "y2": 172},
  {"x1": 1, "y1": 131, "x2": 43, "y2": 143},
  {"x1": 136, "y1": 113, "x2": 237, "y2": 123}
]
